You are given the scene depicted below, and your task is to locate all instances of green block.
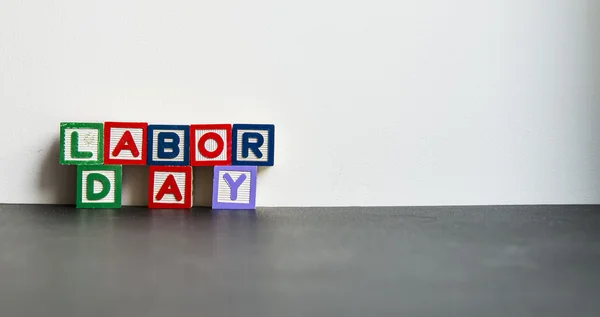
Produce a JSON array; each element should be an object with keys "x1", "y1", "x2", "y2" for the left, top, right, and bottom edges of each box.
[
  {"x1": 76, "y1": 165, "x2": 122, "y2": 209},
  {"x1": 60, "y1": 122, "x2": 104, "y2": 165}
]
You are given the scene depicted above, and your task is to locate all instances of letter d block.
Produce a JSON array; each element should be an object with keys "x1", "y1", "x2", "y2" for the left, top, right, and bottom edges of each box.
[
  {"x1": 148, "y1": 125, "x2": 190, "y2": 166},
  {"x1": 212, "y1": 166, "x2": 257, "y2": 210},
  {"x1": 149, "y1": 166, "x2": 193, "y2": 209},
  {"x1": 232, "y1": 124, "x2": 274, "y2": 166},
  {"x1": 77, "y1": 165, "x2": 122, "y2": 208},
  {"x1": 60, "y1": 122, "x2": 104, "y2": 165}
]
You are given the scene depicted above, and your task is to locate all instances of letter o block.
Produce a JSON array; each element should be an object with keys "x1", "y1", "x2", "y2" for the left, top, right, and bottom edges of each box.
[
  {"x1": 232, "y1": 124, "x2": 274, "y2": 166},
  {"x1": 190, "y1": 124, "x2": 232, "y2": 166},
  {"x1": 60, "y1": 122, "x2": 104, "y2": 165},
  {"x1": 147, "y1": 125, "x2": 190, "y2": 166},
  {"x1": 149, "y1": 166, "x2": 193, "y2": 209},
  {"x1": 76, "y1": 165, "x2": 122, "y2": 208},
  {"x1": 104, "y1": 122, "x2": 148, "y2": 165},
  {"x1": 212, "y1": 165, "x2": 257, "y2": 210}
]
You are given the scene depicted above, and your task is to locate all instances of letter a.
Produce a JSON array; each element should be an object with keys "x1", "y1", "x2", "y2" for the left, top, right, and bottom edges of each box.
[
  {"x1": 156, "y1": 174, "x2": 183, "y2": 201},
  {"x1": 112, "y1": 130, "x2": 140, "y2": 157}
]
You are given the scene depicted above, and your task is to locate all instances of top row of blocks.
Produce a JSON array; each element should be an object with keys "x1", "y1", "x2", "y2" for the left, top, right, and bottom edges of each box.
[{"x1": 60, "y1": 122, "x2": 275, "y2": 166}]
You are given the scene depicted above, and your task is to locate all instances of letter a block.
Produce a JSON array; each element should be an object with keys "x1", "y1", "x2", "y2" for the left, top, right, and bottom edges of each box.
[
  {"x1": 212, "y1": 166, "x2": 257, "y2": 210},
  {"x1": 232, "y1": 124, "x2": 274, "y2": 166},
  {"x1": 149, "y1": 166, "x2": 193, "y2": 209},
  {"x1": 190, "y1": 124, "x2": 232, "y2": 166},
  {"x1": 60, "y1": 122, "x2": 104, "y2": 165},
  {"x1": 104, "y1": 122, "x2": 148, "y2": 165},
  {"x1": 77, "y1": 165, "x2": 122, "y2": 208},
  {"x1": 148, "y1": 125, "x2": 190, "y2": 166}
]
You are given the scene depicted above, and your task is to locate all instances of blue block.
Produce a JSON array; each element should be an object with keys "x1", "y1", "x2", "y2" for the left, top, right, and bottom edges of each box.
[
  {"x1": 232, "y1": 124, "x2": 275, "y2": 166},
  {"x1": 147, "y1": 125, "x2": 190, "y2": 166}
]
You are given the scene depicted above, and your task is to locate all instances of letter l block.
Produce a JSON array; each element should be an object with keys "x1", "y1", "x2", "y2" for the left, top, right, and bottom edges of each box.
[
  {"x1": 76, "y1": 165, "x2": 122, "y2": 208},
  {"x1": 60, "y1": 122, "x2": 104, "y2": 165}
]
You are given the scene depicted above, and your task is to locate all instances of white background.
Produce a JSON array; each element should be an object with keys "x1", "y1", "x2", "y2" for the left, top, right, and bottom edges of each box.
[{"x1": 1, "y1": 0, "x2": 599, "y2": 207}]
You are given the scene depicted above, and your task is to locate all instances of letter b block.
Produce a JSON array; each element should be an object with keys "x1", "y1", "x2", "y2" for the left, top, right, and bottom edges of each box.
[
  {"x1": 104, "y1": 122, "x2": 148, "y2": 165},
  {"x1": 60, "y1": 122, "x2": 104, "y2": 165},
  {"x1": 148, "y1": 125, "x2": 190, "y2": 166},
  {"x1": 232, "y1": 124, "x2": 274, "y2": 166},
  {"x1": 149, "y1": 166, "x2": 193, "y2": 209},
  {"x1": 76, "y1": 165, "x2": 122, "y2": 208},
  {"x1": 212, "y1": 166, "x2": 257, "y2": 210}
]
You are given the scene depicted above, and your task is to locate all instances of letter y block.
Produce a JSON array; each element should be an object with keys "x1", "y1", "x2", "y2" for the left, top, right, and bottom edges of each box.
[{"x1": 212, "y1": 166, "x2": 257, "y2": 210}]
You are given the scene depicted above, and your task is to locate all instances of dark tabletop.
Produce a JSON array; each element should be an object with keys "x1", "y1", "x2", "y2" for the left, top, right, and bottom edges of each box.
[{"x1": 0, "y1": 204, "x2": 599, "y2": 317}]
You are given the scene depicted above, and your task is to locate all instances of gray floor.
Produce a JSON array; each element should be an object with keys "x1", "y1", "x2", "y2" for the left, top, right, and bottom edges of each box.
[{"x1": 1, "y1": 204, "x2": 600, "y2": 317}]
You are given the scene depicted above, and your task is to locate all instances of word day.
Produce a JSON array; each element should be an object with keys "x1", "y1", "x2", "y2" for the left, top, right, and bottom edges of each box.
[{"x1": 59, "y1": 122, "x2": 275, "y2": 210}]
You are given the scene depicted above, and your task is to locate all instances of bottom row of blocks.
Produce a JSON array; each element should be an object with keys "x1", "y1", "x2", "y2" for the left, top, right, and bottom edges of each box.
[{"x1": 76, "y1": 165, "x2": 257, "y2": 209}]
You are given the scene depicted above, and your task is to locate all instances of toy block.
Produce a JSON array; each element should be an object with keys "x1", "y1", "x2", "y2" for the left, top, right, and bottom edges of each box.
[
  {"x1": 148, "y1": 166, "x2": 193, "y2": 209},
  {"x1": 190, "y1": 124, "x2": 232, "y2": 166},
  {"x1": 147, "y1": 125, "x2": 190, "y2": 166},
  {"x1": 104, "y1": 122, "x2": 148, "y2": 165},
  {"x1": 212, "y1": 165, "x2": 257, "y2": 210},
  {"x1": 76, "y1": 165, "x2": 122, "y2": 208},
  {"x1": 60, "y1": 122, "x2": 104, "y2": 165},
  {"x1": 232, "y1": 124, "x2": 275, "y2": 166}
]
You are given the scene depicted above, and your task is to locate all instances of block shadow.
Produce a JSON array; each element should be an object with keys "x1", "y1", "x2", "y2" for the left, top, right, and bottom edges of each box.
[
  {"x1": 38, "y1": 138, "x2": 77, "y2": 205},
  {"x1": 193, "y1": 166, "x2": 213, "y2": 207},
  {"x1": 122, "y1": 166, "x2": 149, "y2": 206}
]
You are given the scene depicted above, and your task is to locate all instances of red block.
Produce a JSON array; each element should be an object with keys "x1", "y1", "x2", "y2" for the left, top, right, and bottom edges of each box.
[
  {"x1": 190, "y1": 124, "x2": 232, "y2": 166},
  {"x1": 104, "y1": 122, "x2": 148, "y2": 165},
  {"x1": 148, "y1": 166, "x2": 193, "y2": 209}
]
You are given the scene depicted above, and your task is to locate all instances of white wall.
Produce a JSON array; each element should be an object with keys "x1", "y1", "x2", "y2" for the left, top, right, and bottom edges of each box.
[{"x1": 1, "y1": 0, "x2": 599, "y2": 207}]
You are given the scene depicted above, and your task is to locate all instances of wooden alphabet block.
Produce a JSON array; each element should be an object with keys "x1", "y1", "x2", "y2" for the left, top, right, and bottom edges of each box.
[
  {"x1": 76, "y1": 165, "x2": 122, "y2": 208},
  {"x1": 60, "y1": 122, "x2": 104, "y2": 165},
  {"x1": 147, "y1": 125, "x2": 190, "y2": 166},
  {"x1": 190, "y1": 124, "x2": 232, "y2": 166},
  {"x1": 232, "y1": 124, "x2": 274, "y2": 166},
  {"x1": 212, "y1": 165, "x2": 257, "y2": 210},
  {"x1": 104, "y1": 122, "x2": 148, "y2": 165},
  {"x1": 148, "y1": 166, "x2": 193, "y2": 209}
]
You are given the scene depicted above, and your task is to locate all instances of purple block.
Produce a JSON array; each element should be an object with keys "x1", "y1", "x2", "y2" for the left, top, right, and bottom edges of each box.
[{"x1": 212, "y1": 165, "x2": 257, "y2": 210}]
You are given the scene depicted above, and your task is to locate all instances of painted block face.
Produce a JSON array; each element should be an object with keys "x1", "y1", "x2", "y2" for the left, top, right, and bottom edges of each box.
[
  {"x1": 190, "y1": 124, "x2": 232, "y2": 166},
  {"x1": 60, "y1": 122, "x2": 104, "y2": 165},
  {"x1": 149, "y1": 166, "x2": 193, "y2": 209},
  {"x1": 76, "y1": 165, "x2": 122, "y2": 208},
  {"x1": 232, "y1": 124, "x2": 274, "y2": 166},
  {"x1": 147, "y1": 125, "x2": 190, "y2": 166},
  {"x1": 104, "y1": 122, "x2": 148, "y2": 165},
  {"x1": 212, "y1": 165, "x2": 257, "y2": 210}
]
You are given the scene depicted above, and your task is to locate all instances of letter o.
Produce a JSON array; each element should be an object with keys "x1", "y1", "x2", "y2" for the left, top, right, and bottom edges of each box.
[{"x1": 198, "y1": 132, "x2": 224, "y2": 159}]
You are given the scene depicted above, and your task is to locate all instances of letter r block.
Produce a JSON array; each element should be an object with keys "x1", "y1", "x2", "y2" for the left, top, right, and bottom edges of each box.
[
  {"x1": 232, "y1": 124, "x2": 275, "y2": 166},
  {"x1": 212, "y1": 165, "x2": 257, "y2": 210},
  {"x1": 147, "y1": 125, "x2": 190, "y2": 166},
  {"x1": 104, "y1": 122, "x2": 148, "y2": 165},
  {"x1": 148, "y1": 166, "x2": 193, "y2": 209},
  {"x1": 60, "y1": 122, "x2": 104, "y2": 165},
  {"x1": 190, "y1": 124, "x2": 232, "y2": 166},
  {"x1": 76, "y1": 165, "x2": 122, "y2": 208}
]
